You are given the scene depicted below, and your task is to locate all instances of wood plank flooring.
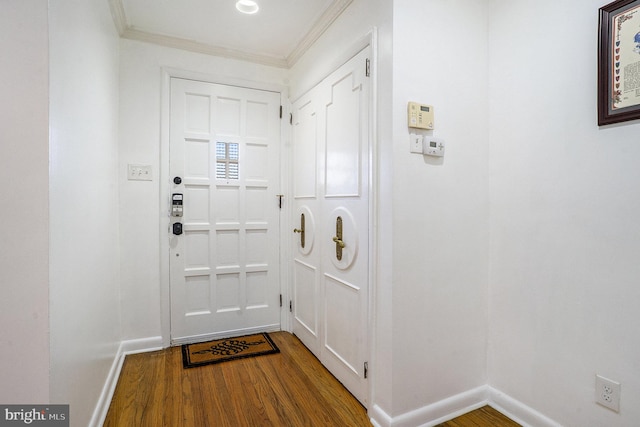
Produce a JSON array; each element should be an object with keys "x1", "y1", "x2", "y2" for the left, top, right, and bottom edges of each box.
[
  {"x1": 105, "y1": 331, "x2": 518, "y2": 426},
  {"x1": 437, "y1": 405, "x2": 521, "y2": 426},
  {"x1": 105, "y1": 331, "x2": 370, "y2": 426}
]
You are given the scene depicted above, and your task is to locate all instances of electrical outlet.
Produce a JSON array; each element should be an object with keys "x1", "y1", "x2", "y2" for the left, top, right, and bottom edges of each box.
[{"x1": 596, "y1": 374, "x2": 620, "y2": 412}]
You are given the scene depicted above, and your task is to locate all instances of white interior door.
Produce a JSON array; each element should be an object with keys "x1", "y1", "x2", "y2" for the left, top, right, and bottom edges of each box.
[
  {"x1": 291, "y1": 47, "x2": 370, "y2": 405},
  {"x1": 169, "y1": 78, "x2": 282, "y2": 345}
]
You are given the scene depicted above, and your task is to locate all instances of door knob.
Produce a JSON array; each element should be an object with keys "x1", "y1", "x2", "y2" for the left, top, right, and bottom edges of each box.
[{"x1": 332, "y1": 236, "x2": 345, "y2": 248}]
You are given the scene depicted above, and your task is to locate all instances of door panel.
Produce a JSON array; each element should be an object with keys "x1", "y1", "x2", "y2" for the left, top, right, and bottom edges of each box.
[
  {"x1": 292, "y1": 47, "x2": 370, "y2": 405},
  {"x1": 293, "y1": 99, "x2": 318, "y2": 199},
  {"x1": 291, "y1": 86, "x2": 322, "y2": 356},
  {"x1": 170, "y1": 78, "x2": 281, "y2": 344},
  {"x1": 325, "y1": 73, "x2": 362, "y2": 197}
]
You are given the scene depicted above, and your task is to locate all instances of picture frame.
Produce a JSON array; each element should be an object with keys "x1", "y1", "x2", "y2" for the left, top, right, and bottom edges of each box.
[{"x1": 598, "y1": 0, "x2": 640, "y2": 125}]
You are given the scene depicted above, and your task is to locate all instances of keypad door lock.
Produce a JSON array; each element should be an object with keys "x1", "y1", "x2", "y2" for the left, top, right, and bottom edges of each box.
[{"x1": 172, "y1": 193, "x2": 183, "y2": 217}]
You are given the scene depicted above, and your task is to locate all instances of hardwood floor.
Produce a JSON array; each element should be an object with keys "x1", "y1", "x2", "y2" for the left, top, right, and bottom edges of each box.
[
  {"x1": 105, "y1": 331, "x2": 371, "y2": 426},
  {"x1": 105, "y1": 331, "x2": 519, "y2": 426},
  {"x1": 437, "y1": 405, "x2": 521, "y2": 427}
]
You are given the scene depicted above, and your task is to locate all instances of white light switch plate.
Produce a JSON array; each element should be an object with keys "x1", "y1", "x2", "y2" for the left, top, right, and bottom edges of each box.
[
  {"x1": 127, "y1": 164, "x2": 152, "y2": 181},
  {"x1": 409, "y1": 133, "x2": 423, "y2": 153}
]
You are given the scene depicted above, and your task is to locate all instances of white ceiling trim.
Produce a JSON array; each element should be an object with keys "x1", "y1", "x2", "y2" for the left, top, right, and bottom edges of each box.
[
  {"x1": 108, "y1": 0, "x2": 128, "y2": 35},
  {"x1": 285, "y1": 0, "x2": 353, "y2": 67},
  {"x1": 107, "y1": 0, "x2": 353, "y2": 69},
  {"x1": 124, "y1": 27, "x2": 289, "y2": 68}
]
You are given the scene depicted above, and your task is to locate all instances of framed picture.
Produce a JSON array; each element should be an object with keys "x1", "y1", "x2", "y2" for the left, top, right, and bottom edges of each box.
[{"x1": 598, "y1": 0, "x2": 640, "y2": 125}]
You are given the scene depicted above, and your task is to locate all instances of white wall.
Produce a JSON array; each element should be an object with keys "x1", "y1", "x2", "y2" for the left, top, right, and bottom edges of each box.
[
  {"x1": 488, "y1": 0, "x2": 640, "y2": 426},
  {"x1": 48, "y1": 0, "x2": 121, "y2": 424},
  {"x1": 118, "y1": 40, "x2": 288, "y2": 341},
  {"x1": 391, "y1": 0, "x2": 490, "y2": 418},
  {"x1": 0, "y1": 0, "x2": 50, "y2": 404}
]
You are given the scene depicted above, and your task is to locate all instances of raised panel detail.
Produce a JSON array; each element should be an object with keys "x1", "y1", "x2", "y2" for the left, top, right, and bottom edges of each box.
[
  {"x1": 246, "y1": 187, "x2": 268, "y2": 223},
  {"x1": 214, "y1": 186, "x2": 239, "y2": 224},
  {"x1": 184, "y1": 186, "x2": 209, "y2": 223},
  {"x1": 293, "y1": 100, "x2": 317, "y2": 198},
  {"x1": 185, "y1": 140, "x2": 210, "y2": 179},
  {"x1": 294, "y1": 260, "x2": 317, "y2": 336},
  {"x1": 245, "y1": 143, "x2": 269, "y2": 181},
  {"x1": 215, "y1": 273, "x2": 240, "y2": 312},
  {"x1": 246, "y1": 271, "x2": 268, "y2": 308},
  {"x1": 215, "y1": 97, "x2": 241, "y2": 135},
  {"x1": 246, "y1": 230, "x2": 268, "y2": 265},
  {"x1": 215, "y1": 230, "x2": 239, "y2": 267},
  {"x1": 324, "y1": 274, "x2": 360, "y2": 374},
  {"x1": 185, "y1": 231, "x2": 209, "y2": 269},
  {"x1": 325, "y1": 74, "x2": 361, "y2": 197},
  {"x1": 185, "y1": 94, "x2": 210, "y2": 133},
  {"x1": 185, "y1": 275, "x2": 211, "y2": 314},
  {"x1": 246, "y1": 101, "x2": 269, "y2": 138}
]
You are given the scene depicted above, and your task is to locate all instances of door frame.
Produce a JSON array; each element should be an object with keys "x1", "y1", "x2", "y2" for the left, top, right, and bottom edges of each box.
[
  {"x1": 159, "y1": 68, "x2": 291, "y2": 348},
  {"x1": 288, "y1": 29, "x2": 378, "y2": 408},
  {"x1": 157, "y1": 32, "x2": 381, "y2": 389}
]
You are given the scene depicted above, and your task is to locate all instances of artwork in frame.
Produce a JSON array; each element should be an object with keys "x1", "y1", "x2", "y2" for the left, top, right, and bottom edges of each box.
[{"x1": 598, "y1": 0, "x2": 640, "y2": 125}]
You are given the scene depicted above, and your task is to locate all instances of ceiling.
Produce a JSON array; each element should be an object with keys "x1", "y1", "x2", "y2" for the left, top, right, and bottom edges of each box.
[{"x1": 109, "y1": 0, "x2": 353, "y2": 68}]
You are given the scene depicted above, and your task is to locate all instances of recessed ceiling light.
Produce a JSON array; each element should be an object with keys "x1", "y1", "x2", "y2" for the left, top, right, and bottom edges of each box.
[{"x1": 236, "y1": 0, "x2": 259, "y2": 14}]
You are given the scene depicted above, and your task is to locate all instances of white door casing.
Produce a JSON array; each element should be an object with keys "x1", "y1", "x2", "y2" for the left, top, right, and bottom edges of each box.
[
  {"x1": 291, "y1": 47, "x2": 371, "y2": 405},
  {"x1": 169, "y1": 78, "x2": 281, "y2": 344}
]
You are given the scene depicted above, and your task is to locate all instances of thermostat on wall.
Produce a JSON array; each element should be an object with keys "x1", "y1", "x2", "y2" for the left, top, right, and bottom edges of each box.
[{"x1": 423, "y1": 137, "x2": 445, "y2": 157}]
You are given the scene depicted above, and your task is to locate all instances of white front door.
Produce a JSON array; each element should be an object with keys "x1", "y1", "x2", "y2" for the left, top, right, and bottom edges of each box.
[
  {"x1": 169, "y1": 78, "x2": 282, "y2": 344},
  {"x1": 291, "y1": 47, "x2": 371, "y2": 405}
]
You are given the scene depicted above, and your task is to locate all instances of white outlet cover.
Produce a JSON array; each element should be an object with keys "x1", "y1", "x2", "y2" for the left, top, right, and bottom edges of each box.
[{"x1": 596, "y1": 374, "x2": 621, "y2": 412}]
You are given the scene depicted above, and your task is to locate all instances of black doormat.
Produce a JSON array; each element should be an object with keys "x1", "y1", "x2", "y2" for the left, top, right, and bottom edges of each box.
[{"x1": 181, "y1": 332, "x2": 280, "y2": 368}]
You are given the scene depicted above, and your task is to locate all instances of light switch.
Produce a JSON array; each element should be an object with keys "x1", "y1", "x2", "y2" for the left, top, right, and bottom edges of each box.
[
  {"x1": 128, "y1": 164, "x2": 152, "y2": 181},
  {"x1": 409, "y1": 133, "x2": 423, "y2": 153}
]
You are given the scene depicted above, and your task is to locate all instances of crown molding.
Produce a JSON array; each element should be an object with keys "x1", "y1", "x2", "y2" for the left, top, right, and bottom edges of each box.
[
  {"x1": 286, "y1": 0, "x2": 353, "y2": 67},
  {"x1": 121, "y1": 28, "x2": 289, "y2": 68},
  {"x1": 108, "y1": 0, "x2": 128, "y2": 35},
  {"x1": 108, "y1": 0, "x2": 352, "y2": 70}
]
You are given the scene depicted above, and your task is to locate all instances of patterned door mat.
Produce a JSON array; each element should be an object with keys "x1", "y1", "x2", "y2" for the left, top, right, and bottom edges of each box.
[{"x1": 181, "y1": 332, "x2": 280, "y2": 368}]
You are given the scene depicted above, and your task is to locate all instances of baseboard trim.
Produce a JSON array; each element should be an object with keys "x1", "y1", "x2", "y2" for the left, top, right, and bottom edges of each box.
[
  {"x1": 170, "y1": 325, "x2": 280, "y2": 346},
  {"x1": 369, "y1": 404, "x2": 393, "y2": 427},
  {"x1": 89, "y1": 336, "x2": 163, "y2": 427},
  {"x1": 120, "y1": 336, "x2": 164, "y2": 355},
  {"x1": 488, "y1": 387, "x2": 563, "y2": 427},
  {"x1": 369, "y1": 385, "x2": 562, "y2": 427},
  {"x1": 370, "y1": 386, "x2": 489, "y2": 427}
]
